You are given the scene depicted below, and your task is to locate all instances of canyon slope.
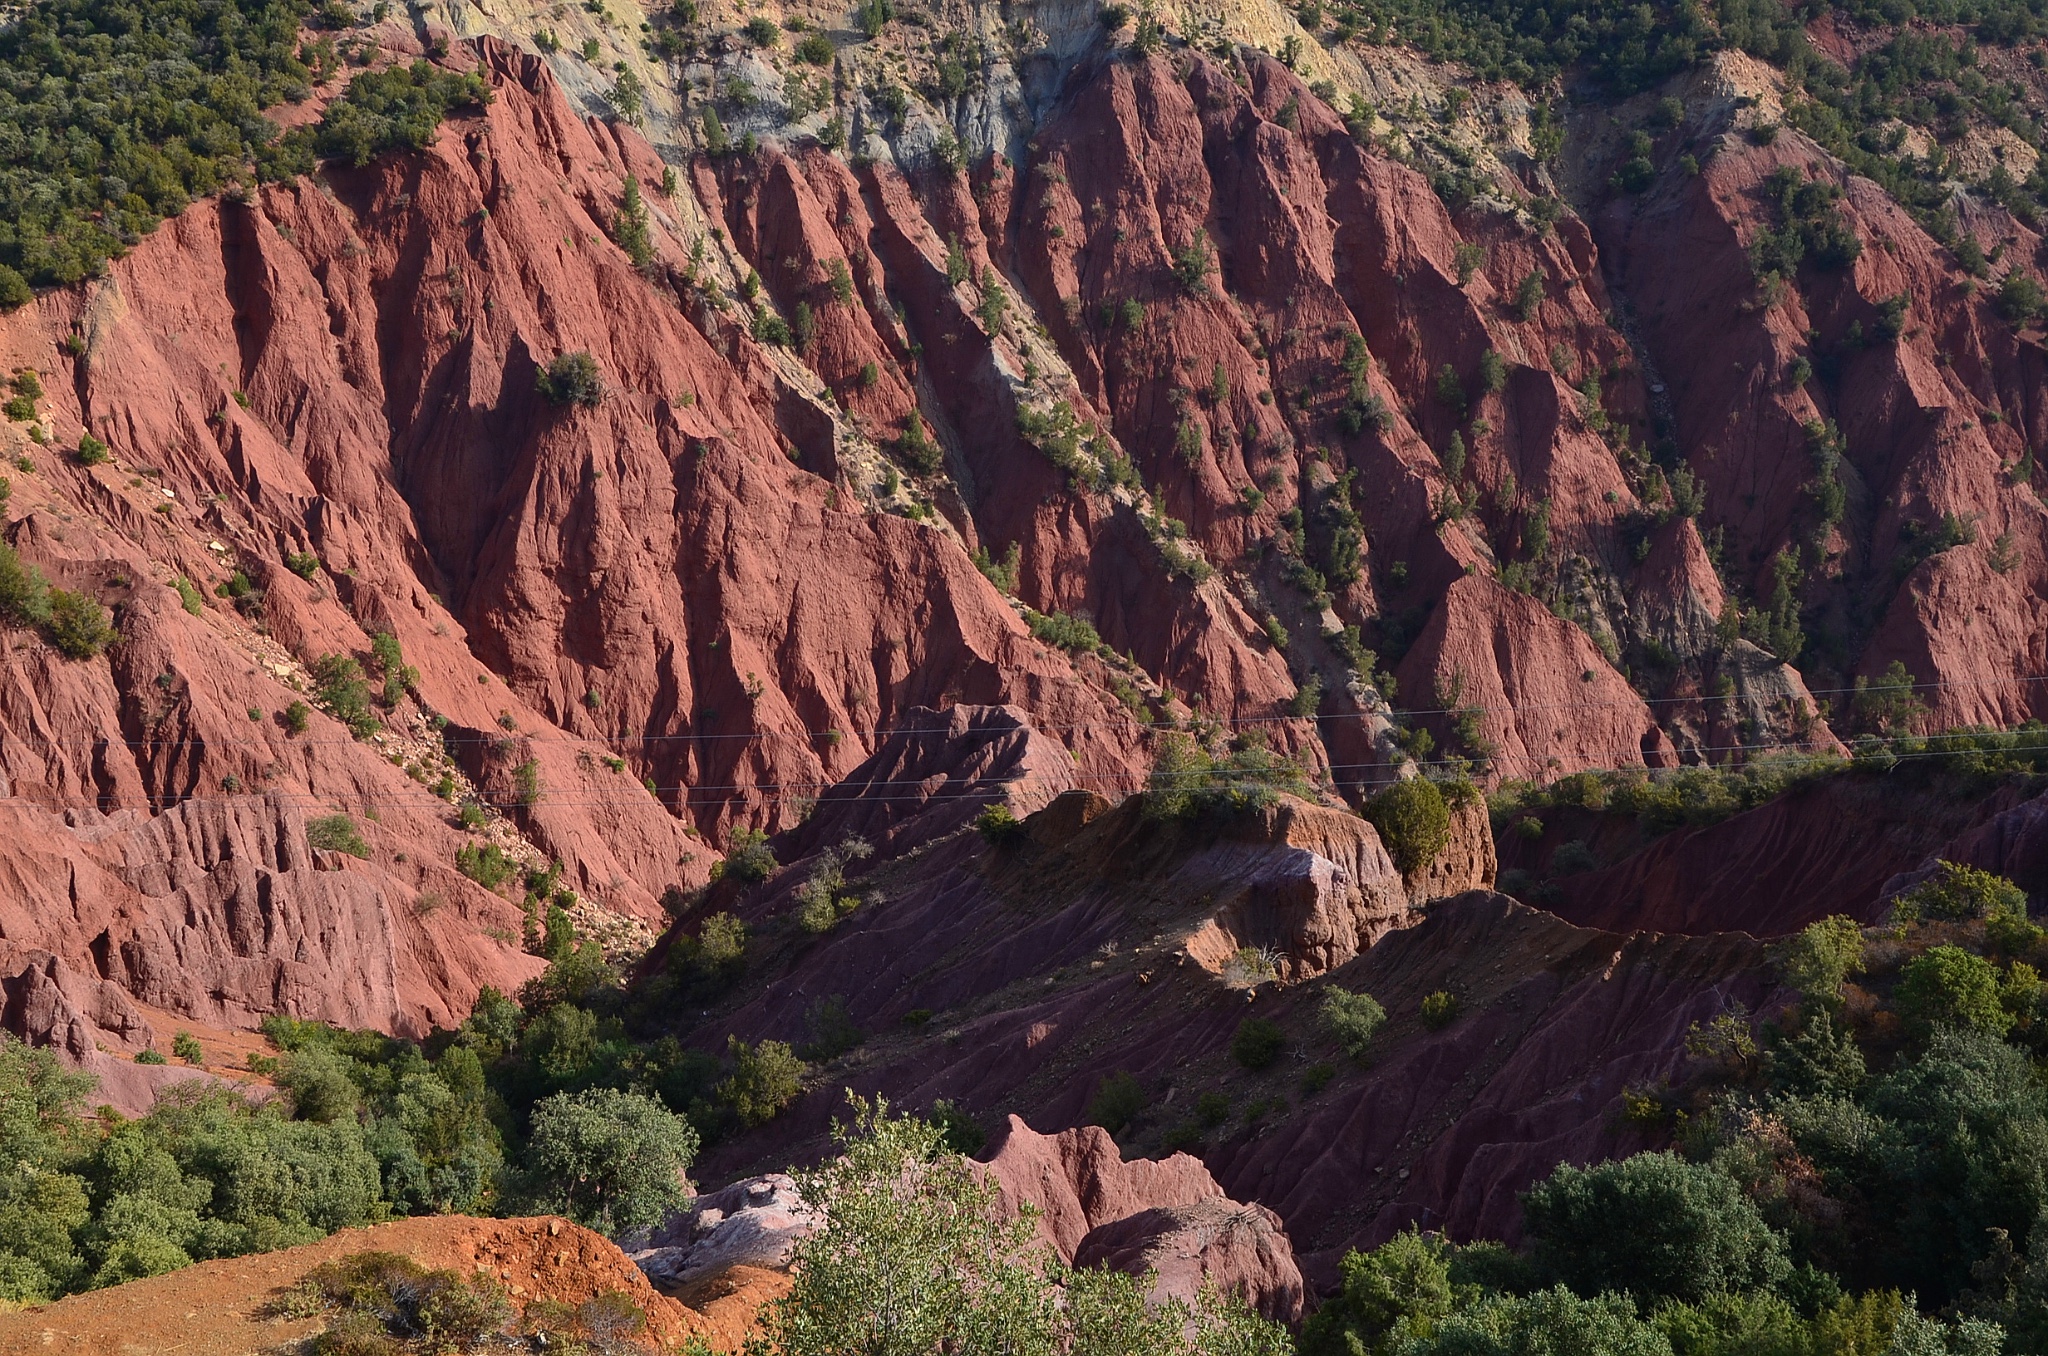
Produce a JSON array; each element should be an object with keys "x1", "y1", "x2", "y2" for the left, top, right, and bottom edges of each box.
[{"x1": 2, "y1": 0, "x2": 2048, "y2": 1302}]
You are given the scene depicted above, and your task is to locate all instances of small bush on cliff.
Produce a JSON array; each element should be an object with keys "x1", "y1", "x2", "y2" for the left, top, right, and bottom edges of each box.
[
  {"x1": 310, "y1": 653, "x2": 378, "y2": 737},
  {"x1": 285, "y1": 1252, "x2": 513, "y2": 1353},
  {"x1": 1146, "y1": 731, "x2": 1315, "y2": 820},
  {"x1": 536, "y1": 352, "x2": 605, "y2": 407},
  {"x1": 518, "y1": 1087, "x2": 698, "y2": 1233},
  {"x1": 306, "y1": 813, "x2": 370, "y2": 858},
  {"x1": 1776, "y1": 915, "x2": 1866, "y2": 1007},
  {"x1": 613, "y1": 176, "x2": 654, "y2": 271},
  {"x1": 45, "y1": 590, "x2": 115, "y2": 659},
  {"x1": 974, "y1": 804, "x2": 1026, "y2": 845},
  {"x1": 0, "y1": 541, "x2": 52, "y2": 628},
  {"x1": 1420, "y1": 990, "x2": 1460, "y2": 1029},
  {"x1": 1084, "y1": 1071, "x2": 1146, "y2": 1135},
  {"x1": 1322, "y1": 988, "x2": 1387, "y2": 1059},
  {"x1": 1362, "y1": 777, "x2": 1452, "y2": 876},
  {"x1": 1894, "y1": 945, "x2": 2012, "y2": 1038},
  {"x1": 1028, "y1": 608, "x2": 1102, "y2": 654},
  {"x1": 1890, "y1": 860, "x2": 2029, "y2": 926},
  {"x1": 718, "y1": 828, "x2": 778, "y2": 884},
  {"x1": 282, "y1": 61, "x2": 492, "y2": 173},
  {"x1": 456, "y1": 842, "x2": 517, "y2": 890}
]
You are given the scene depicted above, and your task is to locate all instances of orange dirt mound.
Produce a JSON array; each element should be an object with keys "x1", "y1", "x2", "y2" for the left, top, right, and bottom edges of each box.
[{"x1": 0, "y1": 1214, "x2": 782, "y2": 1356}]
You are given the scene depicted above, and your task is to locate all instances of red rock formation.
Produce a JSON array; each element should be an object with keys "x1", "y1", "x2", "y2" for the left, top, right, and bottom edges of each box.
[
  {"x1": 982, "y1": 1116, "x2": 1306, "y2": 1321},
  {"x1": 1395, "y1": 575, "x2": 1675, "y2": 778},
  {"x1": 1603, "y1": 123, "x2": 2048, "y2": 730}
]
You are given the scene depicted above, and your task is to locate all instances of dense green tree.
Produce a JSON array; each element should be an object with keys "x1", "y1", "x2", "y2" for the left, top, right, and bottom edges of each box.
[
  {"x1": 1522, "y1": 1153, "x2": 1789, "y2": 1304},
  {"x1": 520, "y1": 1087, "x2": 696, "y2": 1234}
]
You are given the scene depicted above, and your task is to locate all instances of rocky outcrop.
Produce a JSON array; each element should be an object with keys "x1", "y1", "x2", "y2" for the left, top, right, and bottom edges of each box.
[
  {"x1": 625, "y1": 1174, "x2": 818, "y2": 1292},
  {"x1": 1395, "y1": 576, "x2": 1676, "y2": 779},
  {"x1": 982, "y1": 1117, "x2": 1305, "y2": 1321},
  {"x1": 1074, "y1": 1199, "x2": 1304, "y2": 1322},
  {"x1": 772, "y1": 704, "x2": 1087, "y2": 867}
]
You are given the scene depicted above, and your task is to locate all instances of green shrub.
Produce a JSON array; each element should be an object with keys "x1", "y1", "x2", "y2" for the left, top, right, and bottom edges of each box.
[
  {"x1": 287, "y1": 1253, "x2": 513, "y2": 1353},
  {"x1": 717, "y1": 1037, "x2": 806, "y2": 1126},
  {"x1": 613, "y1": 175, "x2": 652, "y2": 270},
  {"x1": 133, "y1": 1047, "x2": 167, "y2": 1066},
  {"x1": 283, "y1": 60, "x2": 491, "y2": 172},
  {"x1": 310, "y1": 653, "x2": 377, "y2": 736},
  {"x1": 171, "y1": 1032, "x2": 204, "y2": 1065},
  {"x1": 1420, "y1": 990, "x2": 1460, "y2": 1029},
  {"x1": 0, "y1": 542, "x2": 52, "y2": 627},
  {"x1": 744, "y1": 15, "x2": 779, "y2": 43},
  {"x1": 1299, "y1": 1227, "x2": 1454, "y2": 1356},
  {"x1": 174, "y1": 577, "x2": 203, "y2": 616},
  {"x1": 284, "y1": 551, "x2": 320, "y2": 579},
  {"x1": 1777, "y1": 916, "x2": 1865, "y2": 1007},
  {"x1": 536, "y1": 351, "x2": 604, "y2": 407},
  {"x1": 456, "y1": 842, "x2": 516, "y2": 890},
  {"x1": 1086, "y1": 1071, "x2": 1146, "y2": 1133},
  {"x1": 282, "y1": 700, "x2": 312, "y2": 735},
  {"x1": 521, "y1": 1088, "x2": 698, "y2": 1233},
  {"x1": 974, "y1": 804, "x2": 1025, "y2": 845},
  {"x1": 1890, "y1": 861, "x2": 2028, "y2": 925},
  {"x1": 74, "y1": 434, "x2": 107, "y2": 466},
  {"x1": 1894, "y1": 945, "x2": 2011, "y2": 1038},
  {"x1": 721, "y1": 828, "x2": 778, "y2": 884},
  {"x1": 796, "y1": 32, "x2": 833, "y2": 63},
  {"x1": 1232, "y1": 1017, "x2": 1286, "y2": 1070},
  {"x1": 306, "y1": 813, "x2": 370, "y2": 859},
  {"x1": 1522, "y1": 1151, "x2": 1789, "y2": 1304},
  {"x1": 370, "y1": 632, "x2": 414, "y2": 706},
  {"x1": 1146, "y1": 731, "x2": 1314, "y2": 820},
  {"x1": 1321, "y1": 988, "x2": 1386, "y2": 1059},
  {"x1": 1028, "y1": 609, "x2": 1101, "y2": 654},
  {"x1": 1363, "y1": 777, "x2": 1452, "y2": 875},
  {"x1": 46, "y1": 590, "x2": 114, "y2": 658},
  {"x1": 764, "y1": 1097, "x2": 1290, "y2": 1356}
]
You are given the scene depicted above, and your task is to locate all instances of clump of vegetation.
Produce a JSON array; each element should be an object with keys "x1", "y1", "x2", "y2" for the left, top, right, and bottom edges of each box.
[
  {"x1": 267, "y1": 60, "x2": 491, "y2": 175},
  {"x1": 46, "y1": 590, "x2": 115, "y2": 658},
  {"x1": 456, "y1": 842, "x2": 517, "y2": 890},
  {"x1": 306, "y1": 812, "x2": 370, "y2": 859},
  {"x1": 1362, "y1": 777, "x2": 1458, "y2": 875},
  {"x1": 1491, "y1": 753, "x2": 1848, "y2": 841},
  {"x1": 1232, "y1": 1017, "x2": 1287, "y2": 1070},
  {"x1": 973, "y1": 803, "x2": 1025, "y2": 845},
  {"x1": 310, "y1": 653, "x2": 377, "y2": 737},
  {"x1": 794, "y1": 837, "x2": 874, "y2": 934},
  {"x1": 716, "y1": 1037, "x2": 807, "y2": 1127},
  {"x1": 519, "y1": 1086, "x2": 697, "y2": 1233},
  {"x1": 718, "y1": 827, "x2": 778, "y2": 884},
  {"x1": 1027, "y1": 608, "x2": 1102, "y2": 654},
  {"x1": 1145, "y1": 731, "x2": 1314, "y2": 820},
  {"x1": 535, "y1": 352, "x2": 604, "y2": 407},
  {"x1": 282, "y1": 1252, "x2": 512, "y2": 1353},
  {"x1": 1321, "y1": 987, "x2": 1386, "y2": 1059},
  {"x1": 1086, "y1": 1071, "x2": 1147, "y2": 1134},
  {"x1": 1420, "y1": 990, "x2": 1460, "y2": 1029}
]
